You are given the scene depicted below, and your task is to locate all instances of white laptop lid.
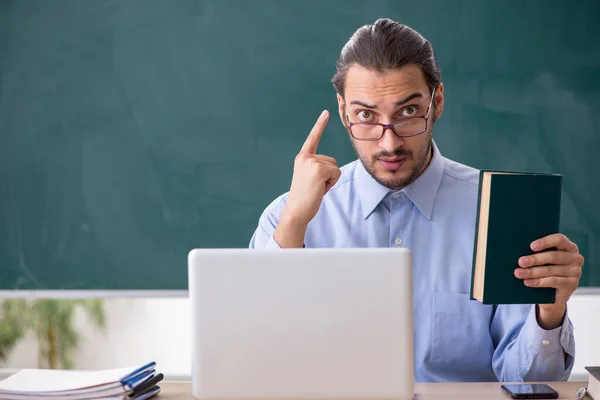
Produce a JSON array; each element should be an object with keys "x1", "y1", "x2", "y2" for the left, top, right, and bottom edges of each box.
[{"x1": 188, "y1": 248, "x2": 414, "y2": 400}]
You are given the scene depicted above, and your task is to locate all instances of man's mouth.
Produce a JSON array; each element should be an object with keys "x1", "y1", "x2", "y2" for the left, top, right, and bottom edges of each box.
[{"x1": 378, "y1": 156, "x2": 407, "y2": 171}]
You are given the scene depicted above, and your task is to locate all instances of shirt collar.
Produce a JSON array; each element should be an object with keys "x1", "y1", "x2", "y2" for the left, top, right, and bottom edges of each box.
[{"x1": 355, "y1": 140, "x2": 445, "y2": 220}]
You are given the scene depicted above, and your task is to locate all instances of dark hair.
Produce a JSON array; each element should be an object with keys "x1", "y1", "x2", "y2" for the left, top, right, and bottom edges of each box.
[{"x1": 332, "y1": 18, "x2": 441, "y2": 98}]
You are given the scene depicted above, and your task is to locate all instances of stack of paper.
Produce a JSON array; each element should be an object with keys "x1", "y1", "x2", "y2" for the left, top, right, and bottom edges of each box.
[{"x1": 0, "y1": 362, "x2": 163, "y2": 400}]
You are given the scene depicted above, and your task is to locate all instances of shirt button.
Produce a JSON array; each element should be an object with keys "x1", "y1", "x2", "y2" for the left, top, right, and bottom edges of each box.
[
  {"x1": 392, "y1": 193, "x2": 400, "y2": 199},
  {"x1": 542, "y1": 339, "x2": 550, "y2": 345},
  {"x1": 395, "y1": 238, "x2": 403, "y2": 245}
]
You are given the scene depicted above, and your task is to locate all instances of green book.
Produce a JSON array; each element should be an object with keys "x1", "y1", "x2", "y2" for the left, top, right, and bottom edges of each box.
[{"x1": 470, "y1": 170, "x2": 562, "y2": 304}]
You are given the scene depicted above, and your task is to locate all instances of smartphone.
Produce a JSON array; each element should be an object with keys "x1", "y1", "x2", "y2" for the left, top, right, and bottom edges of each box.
[{"x1": 501, "y1": 384, "x2": 559, "y2": 399}]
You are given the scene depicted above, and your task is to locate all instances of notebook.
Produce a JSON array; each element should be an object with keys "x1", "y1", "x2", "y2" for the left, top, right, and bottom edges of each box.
[
  {"x1": 470, "y1": 170, "x2": 562, "y2": 304},
  {"x1": 0, "y1": 362, "x2": 162, "y2": 400}
]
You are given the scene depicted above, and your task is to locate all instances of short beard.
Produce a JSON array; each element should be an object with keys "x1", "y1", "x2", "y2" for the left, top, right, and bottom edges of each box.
[{"x1": 352, "y1": 134, "x2": 433, "y2": 191}]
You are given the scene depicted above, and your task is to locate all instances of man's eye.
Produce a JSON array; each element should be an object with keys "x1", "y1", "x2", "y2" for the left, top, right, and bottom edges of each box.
[
  {"x1": 401, "y1": 106, "x2": 418, "y2": 117},
  {"x1": 357, "y1": 110, "x2": 374, "y2": 121}
]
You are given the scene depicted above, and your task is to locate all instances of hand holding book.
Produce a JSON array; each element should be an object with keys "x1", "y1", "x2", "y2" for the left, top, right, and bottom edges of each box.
[{"x1": 514, "y1": 232, "x2": 585, "y2": 329}]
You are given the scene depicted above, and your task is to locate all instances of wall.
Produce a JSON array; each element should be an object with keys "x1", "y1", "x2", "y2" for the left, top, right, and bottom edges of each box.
[{"x1": 0, "y1": 293, "x2": 598, "y2": 380}]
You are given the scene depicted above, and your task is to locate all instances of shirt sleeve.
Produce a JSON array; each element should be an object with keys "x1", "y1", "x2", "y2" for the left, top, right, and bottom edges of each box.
[
  {"x1": 248, "y1": 194, "x2": 288, "y2": 249},
  {"x1": 490, "y1": 303, "x2": 575, "y2": 382}
]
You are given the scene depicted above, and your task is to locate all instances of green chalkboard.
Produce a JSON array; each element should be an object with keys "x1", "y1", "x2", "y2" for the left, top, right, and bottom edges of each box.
[{"x1": 0, "y1": 0, "x2": 598, "y2": 290}]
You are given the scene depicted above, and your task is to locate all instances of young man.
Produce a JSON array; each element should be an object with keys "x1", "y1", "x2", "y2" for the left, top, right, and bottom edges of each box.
[{"x1": 249, "y1": 18, "x2": 584, "y2": 382}]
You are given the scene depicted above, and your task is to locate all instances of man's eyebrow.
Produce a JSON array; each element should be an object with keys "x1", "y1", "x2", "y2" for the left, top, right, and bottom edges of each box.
[
  {"x1": 348, "y1": 93, "x2": 425, "y2": 109},
  {"x1": 396, "y1": 92, "x2": 423, "y2": 106},
  {"x1": 349, "y1": 100, "x2": 377, "y2": 109}
]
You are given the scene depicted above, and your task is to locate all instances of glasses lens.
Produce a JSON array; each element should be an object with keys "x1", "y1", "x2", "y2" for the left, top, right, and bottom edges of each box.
[
  {"x1": 350, "y1": 124, "x2": 383, "y2": 140},
  {"x1": 393, "y1": 118, "x2": 426, "y2": 136}
]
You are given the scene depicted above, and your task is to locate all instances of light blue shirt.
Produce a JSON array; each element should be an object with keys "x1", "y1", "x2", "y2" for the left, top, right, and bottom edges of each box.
[{"x1": 249, "y1": 140, "x2": 574, "y2": 383}]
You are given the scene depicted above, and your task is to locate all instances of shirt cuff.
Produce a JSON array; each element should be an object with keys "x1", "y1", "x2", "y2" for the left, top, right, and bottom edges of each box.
[
  {"x1": 522, "y1": 304, "x2": 572, "y2": 354},
  {"x1": 264, "y1": 235, "x2": 306, "y2": 249},
  {"x1": 265, "y1": 235, "x2": 283, "y2": 249}
]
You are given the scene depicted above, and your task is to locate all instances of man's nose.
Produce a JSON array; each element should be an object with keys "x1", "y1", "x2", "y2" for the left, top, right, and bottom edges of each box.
[{"x1": 378, "y1": 127, "x2": 404, "y2": 153}]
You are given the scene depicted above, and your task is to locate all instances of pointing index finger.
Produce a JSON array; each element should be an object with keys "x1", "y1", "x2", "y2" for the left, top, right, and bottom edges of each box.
[{"x1": 300, "y1": 110, "x2": 329, "y2": 154}]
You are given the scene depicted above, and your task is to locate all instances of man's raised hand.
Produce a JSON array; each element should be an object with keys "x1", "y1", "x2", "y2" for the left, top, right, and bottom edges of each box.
[{"x1": 273, "y1": 111, "x2": 341, "y2": 248}]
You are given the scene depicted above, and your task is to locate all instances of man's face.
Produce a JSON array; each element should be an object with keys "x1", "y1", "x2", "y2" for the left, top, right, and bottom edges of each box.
[{"x1": 337, "y1": 64, "x2": 444, "y2": 190}]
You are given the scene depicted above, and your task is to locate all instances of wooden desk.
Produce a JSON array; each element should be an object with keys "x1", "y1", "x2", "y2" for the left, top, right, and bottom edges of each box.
[{"x1": 157, "y1": 381, "x2": 586, "y2": 399}]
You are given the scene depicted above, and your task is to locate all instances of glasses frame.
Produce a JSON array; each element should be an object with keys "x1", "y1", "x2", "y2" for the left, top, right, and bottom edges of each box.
[{"x1": 344, "y1": 88, "x2": 437, "y2": 141}]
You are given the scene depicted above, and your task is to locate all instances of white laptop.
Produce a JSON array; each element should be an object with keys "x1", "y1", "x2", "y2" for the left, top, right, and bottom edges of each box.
[{"x1": 187, "y1": 248, "x2": 414, "y2": 400}]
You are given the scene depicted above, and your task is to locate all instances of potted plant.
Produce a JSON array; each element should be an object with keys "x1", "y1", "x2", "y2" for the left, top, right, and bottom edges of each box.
[{"x1": 0, "y1": 299, "x2": 106, "y2": 369}]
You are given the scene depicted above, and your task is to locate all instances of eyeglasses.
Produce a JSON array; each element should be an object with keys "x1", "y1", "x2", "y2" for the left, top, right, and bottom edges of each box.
[{"x1": 344, "y1": 88, "x2": 436, "y2": 141}]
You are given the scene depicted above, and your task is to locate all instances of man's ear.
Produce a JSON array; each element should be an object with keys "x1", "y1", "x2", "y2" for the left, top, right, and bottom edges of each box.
[
  {"x1": 336, "y1": 93, "x2": 346, "y2": 126},
  {"x1": 433, "y1": 83, "x2": 444, "y2": 121}
]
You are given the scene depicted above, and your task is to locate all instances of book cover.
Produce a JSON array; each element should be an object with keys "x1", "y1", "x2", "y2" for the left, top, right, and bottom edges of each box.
[
  {"x1": 585, "y1": 366, "x2": 599, "y2": 400},
  {"x1": 470, "y1": 170, "x2": 562, "y2": 304}
]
